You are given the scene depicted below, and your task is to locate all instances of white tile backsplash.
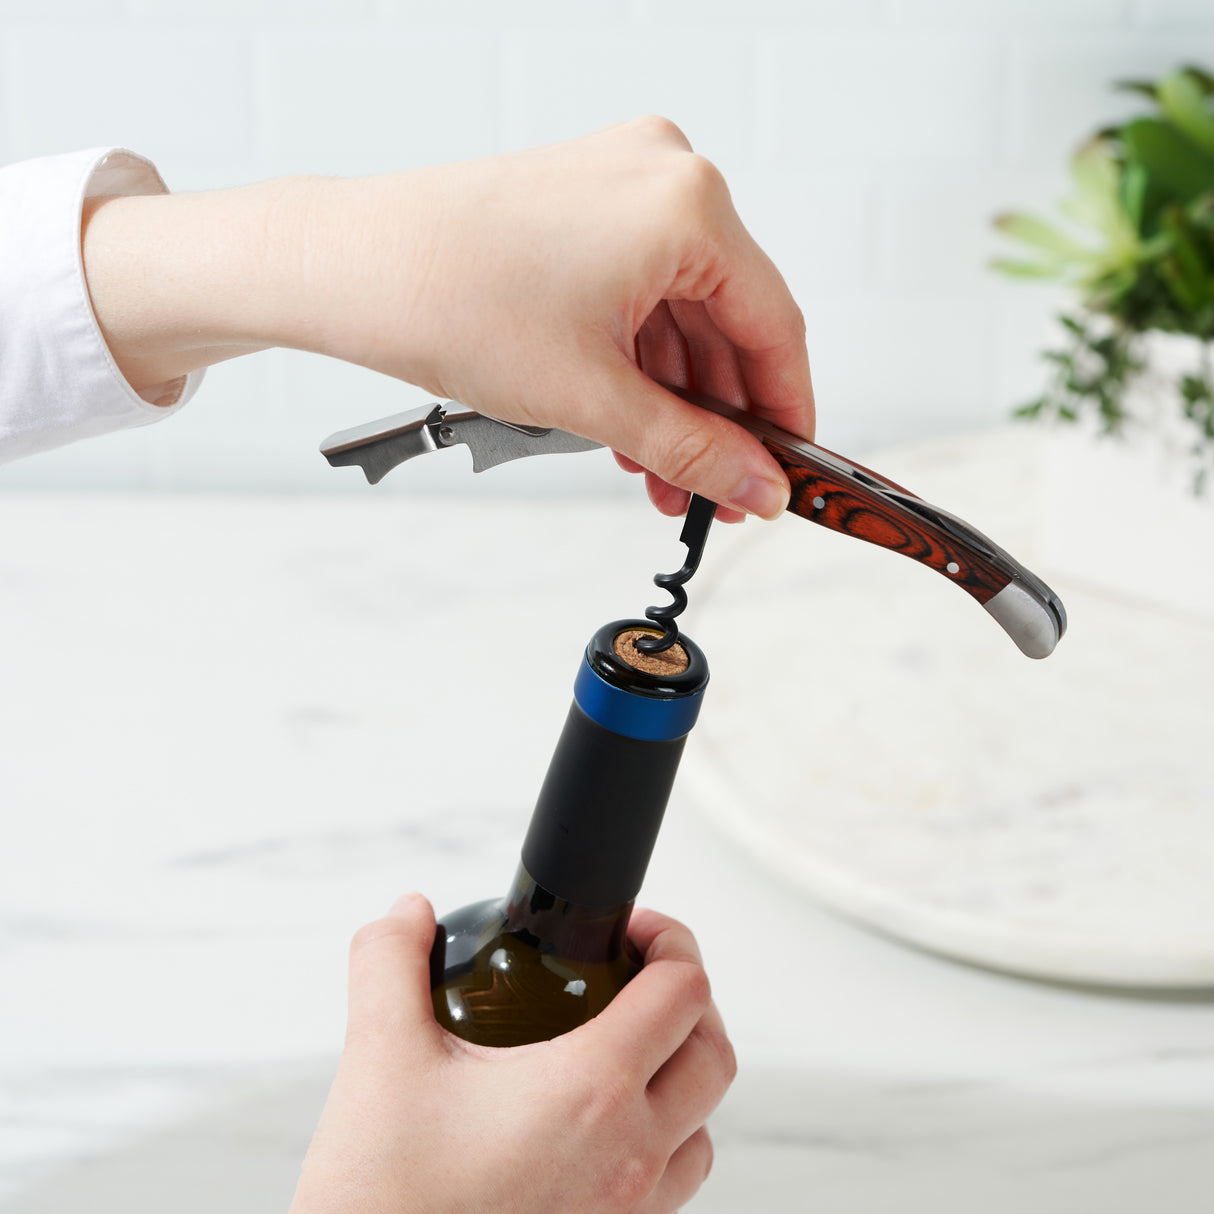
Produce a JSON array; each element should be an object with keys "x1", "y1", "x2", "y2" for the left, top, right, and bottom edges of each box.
[
  {"x1": 125, "y1": 0, "x2": 378, "y2": 19},
  {"x1": 1003, "y1": 33, "x2": 1202, "y2": 170},
  {"x1": 504, "y1": 30, "x2": 756, "y2": 170},
  {"x1": 0, "y1": 0, "x2": 123, "y2": 17},
  {"x1": 376, "y1": 0, "x2": 630, "y2": 27},
  {"x1": 798, "y1": 293, "x2": 997, "y2": 448},
  {"x1": 757, "y1": 32, "x2": 1003, "y2": 169},
  {"x1": 873, "y1": 168, "x2": 1061, "y2": 296},
  {"x1": 635, "y1": 0, "x2": 881, "y2": 25},
  {"x1": 2, "y1": 2, "x2": 1212, "y2": 488},
  {"x1": 8, "y1": 27, "x2": 259, "y2": 185},
  {"x1": 256, "y1": 30, "x2": 503, "y2": 178},
  {"x1": 881, "y1": 0, "x2": 1135, "y2": 27},
  {"x1": 728, "y1": 169, "x2": 879, "y2": 294},
  {"x1": 1133, "y1": 0, "x2": 1214, "y2": 24}
]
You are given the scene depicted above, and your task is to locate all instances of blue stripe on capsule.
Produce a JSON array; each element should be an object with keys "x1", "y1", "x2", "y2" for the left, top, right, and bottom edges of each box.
[{"x1": 573, "y1": 659, "x2": 705, "y2": 742}]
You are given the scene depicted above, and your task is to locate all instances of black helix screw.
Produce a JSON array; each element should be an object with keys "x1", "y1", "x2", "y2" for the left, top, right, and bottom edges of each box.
[{"x1": 635, "y1": 494, "x2": 717, "y2": 654}]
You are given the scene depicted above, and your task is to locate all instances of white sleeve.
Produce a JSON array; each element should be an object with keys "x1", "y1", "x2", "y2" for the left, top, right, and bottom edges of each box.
[{"x1": 0, "y1": 147, "x2": 205, "y2": 465}]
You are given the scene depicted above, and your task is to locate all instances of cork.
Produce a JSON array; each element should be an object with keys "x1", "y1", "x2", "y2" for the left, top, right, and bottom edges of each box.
[{"x1": 614, "y1": 629, "x2": 690, "y2": 676}]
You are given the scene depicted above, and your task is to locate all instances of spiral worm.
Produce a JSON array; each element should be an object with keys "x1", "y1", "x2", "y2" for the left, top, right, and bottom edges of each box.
[{"x1": 635, "y1": 494, "x2": 717, "y2": 655}]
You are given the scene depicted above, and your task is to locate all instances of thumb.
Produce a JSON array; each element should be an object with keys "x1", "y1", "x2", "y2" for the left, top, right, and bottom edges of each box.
[
  {"x1": 345, "y1": 892, "x2": 442, "y2": 1047},
  {"x1": 600, "y1": 365, "x2": 791, "y2": 519}
]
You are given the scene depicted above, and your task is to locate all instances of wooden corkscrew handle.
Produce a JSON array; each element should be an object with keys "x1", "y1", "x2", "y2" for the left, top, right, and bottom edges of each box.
[{"x1": 664, "y1": 385, "x2": 1067, "y2": 659}]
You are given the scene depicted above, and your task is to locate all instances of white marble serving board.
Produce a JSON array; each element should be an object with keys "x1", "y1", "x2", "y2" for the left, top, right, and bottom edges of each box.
[{"x1": 686, "y1": 428, "x2": 1214, "y2": 989}]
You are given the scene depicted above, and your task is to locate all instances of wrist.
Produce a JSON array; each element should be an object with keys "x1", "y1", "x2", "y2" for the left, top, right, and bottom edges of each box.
[
  {"x1": 80, "y1": 176, "x2": 333, "y2": 391},
  {"x1": 279, "y1": 169, "x2": 445, "y2": 387}
]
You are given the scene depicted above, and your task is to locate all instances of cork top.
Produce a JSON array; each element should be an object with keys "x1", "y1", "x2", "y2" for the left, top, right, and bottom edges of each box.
[
  {"x1": 576, "y1": 619, "x2": 708, "y2": 740},
  {"x1": 613, "y1": 629, "x2": 690, "y2": 676}
]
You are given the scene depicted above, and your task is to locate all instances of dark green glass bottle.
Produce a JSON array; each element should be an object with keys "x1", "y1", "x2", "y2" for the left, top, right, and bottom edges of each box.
[{"x1": 429, "y1": 619, "x2": 709, "y2": 1047}]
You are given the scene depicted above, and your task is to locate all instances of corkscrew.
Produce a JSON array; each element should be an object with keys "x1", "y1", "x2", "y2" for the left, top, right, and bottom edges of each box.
[
  {"x1": 634, "y1": 494, "x2": 717, "y2": 654},
  {"x1": 319, "y1": 386, "x2": 1066, "y2": 658}
]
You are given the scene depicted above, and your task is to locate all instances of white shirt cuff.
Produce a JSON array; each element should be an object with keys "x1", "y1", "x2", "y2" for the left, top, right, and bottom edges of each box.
[{"x1": 0, "y1": 146, "x2": 205, "y2": 464}]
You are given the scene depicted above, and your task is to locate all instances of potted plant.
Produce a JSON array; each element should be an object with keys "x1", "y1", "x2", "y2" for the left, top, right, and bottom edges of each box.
[{"x1": 994, "y1": 64, "x2": 1214, "y2": 615}]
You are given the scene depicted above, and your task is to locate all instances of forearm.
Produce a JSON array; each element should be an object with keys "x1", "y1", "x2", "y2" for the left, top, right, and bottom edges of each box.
[{"x1": 80, "y1": 175, "x2": 346, "y2": 392}]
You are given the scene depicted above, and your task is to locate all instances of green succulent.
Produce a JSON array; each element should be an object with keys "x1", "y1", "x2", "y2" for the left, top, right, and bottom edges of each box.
[{"x1": 994, "y1": 65, "x2": 1214, "y2": 487}]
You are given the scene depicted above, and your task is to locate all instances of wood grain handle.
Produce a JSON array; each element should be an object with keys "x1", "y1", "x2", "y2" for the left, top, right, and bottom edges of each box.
[
  {"x1": 663, "y1": 384, "x2": 1067, "y2": 658},
  {"x1": 770, "y1": 445, "x2": 1009, "y2": 605}
]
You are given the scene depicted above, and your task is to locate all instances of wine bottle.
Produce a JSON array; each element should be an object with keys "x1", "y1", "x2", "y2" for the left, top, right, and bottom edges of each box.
[{"x1": 429, "y1": 618, "x2": 710, "y2": 1047}]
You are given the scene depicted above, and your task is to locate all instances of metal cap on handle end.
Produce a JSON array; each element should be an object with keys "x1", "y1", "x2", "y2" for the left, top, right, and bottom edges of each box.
[{"x1": 983, "y1": 580, "x2": 1067, "y2": 659}]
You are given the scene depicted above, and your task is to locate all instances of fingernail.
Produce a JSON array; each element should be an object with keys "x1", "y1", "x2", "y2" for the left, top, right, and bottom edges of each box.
[
  {"x1": 388, "y1": 891, "x2": 422, "y2": 915},
  {"x1": 727, "y1": 476, "x2": 788, "y2": 520}
]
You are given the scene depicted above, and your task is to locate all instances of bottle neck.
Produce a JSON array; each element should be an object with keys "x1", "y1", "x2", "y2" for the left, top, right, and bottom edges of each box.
[
  {"x1": 520, "y1": 701, "x2": 687, "y2": 910},
  {"x1": 519, "y1": 620, "x2": 708, "y2": 915},
  {"x1": 503, "y1": 862, "x2": 633, "y2": 963}
]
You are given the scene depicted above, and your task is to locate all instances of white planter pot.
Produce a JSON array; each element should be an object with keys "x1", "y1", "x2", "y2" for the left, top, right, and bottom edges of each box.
[{"x1": 1036, "y1": 334, "x2": 1214, "y2": 620}]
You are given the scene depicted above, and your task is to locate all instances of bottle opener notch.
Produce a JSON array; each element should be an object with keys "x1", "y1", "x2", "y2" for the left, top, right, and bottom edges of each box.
[{"x1": 320, "y1": 401, "x2": 602, "y2": 484}]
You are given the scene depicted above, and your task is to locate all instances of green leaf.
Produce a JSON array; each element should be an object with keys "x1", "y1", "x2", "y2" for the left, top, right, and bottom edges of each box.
[
  {"x1": 1115, "y1": 78, "x2": 1160, "y2": 102},
  {"x1": 1158, "y1": 69, "x2": 1214, "y2": 158},
  {"x1": 1069, "y1": 139, "x2": 1125, "y2": 219},
  {"x1": 1189, "y1": 193, "x2": 1214, "y2": 230},
  {"x1": 1122, "y1": 117, "x2": 1214, "y2": 204},
  {"x1": 1161, "y1": 206, "x2": 1212, "y2": 304},
  {"x1": 990, "y1": 256, "x2": 1069, "y2": 280},
  {"x1": 1180, "y1": 371, "x2": 1214, "y2": 404},
  {"x1": 1067, "y1": 139, "x2": 1142, "y2": 255},
  {"x1": 1138, "y1": 231, "x2": 1175, "y2": 259},
  {"x1": 992, "y1": 211, "x2": 1092, "y2": 256},
  {"x1": 1160, "y1": 258, "x2": 1204, "y2": 312},
  {"x1": 1179, "y1": 65, "x2": 1214, "y2": 98},
  {"x1": 1122, "y1": 159, "x2": 1150, "y2": 230},
  {"x1": 1084, "y1": 265, "x2": 1139, "y2": 310}
]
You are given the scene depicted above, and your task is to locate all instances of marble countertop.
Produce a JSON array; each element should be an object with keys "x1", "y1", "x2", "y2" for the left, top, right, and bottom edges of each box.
[{"x1": 2, "y1": 436, "x2": 1212, "y2": 1212}]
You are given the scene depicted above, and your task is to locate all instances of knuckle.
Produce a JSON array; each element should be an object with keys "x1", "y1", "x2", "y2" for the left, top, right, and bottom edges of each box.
[
  {"x1": 653, "y1": 151, "x2": 730, "y2": 228},
  {"x1": 787, "y1": 301, "x2": 808, "y2": 343},
  {"x1": 677, "y1": 151, "x2": 729, "y2": 205},
  {"x1": 683, "y1": 963, "x2": 713, "y2": 1011},
  {"x1": 659, "y1": 427, "x2": 721, "y2": 492},
  {"x1": 348, "y1": 917, "x2": 391, "y2": 956},
  {"x1": 606, "y1": 1147, "x2": 664, "y2": 1208},
  {"x1": 630, "y1": 113, "x2": 691, "y2": 149},
  {"x1": 721, "y1": 1035, "x2": 739, "y2": 1085},
  {"x1": 702, "y1": 1023, "x2": 738, "y2": 1085},
  {"x1": 691, "y1": 1125, "x2": 715, "y2": 1181},
  {"x1": 573, "y1": 1070, "x2": 635, "y2": 1130}
]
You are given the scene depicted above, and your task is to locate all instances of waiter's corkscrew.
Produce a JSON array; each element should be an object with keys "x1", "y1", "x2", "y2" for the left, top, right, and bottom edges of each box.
[{"x1": 318, "y1": 386, "x2": 1066, "y2": 659}]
